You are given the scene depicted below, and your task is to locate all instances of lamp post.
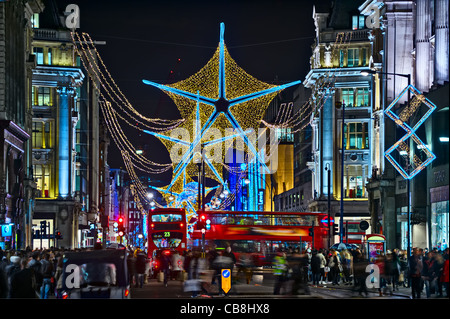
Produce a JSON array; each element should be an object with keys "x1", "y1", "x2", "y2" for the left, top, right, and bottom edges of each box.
[
  {"x1": 325, "y1": 163, "x2": 332, "y2": 249},
  {"x1": 361, "y1": 69, "x2": 412, "y2": 257},
  {"x1": 334, "y1": 99, "x2": 345, "y2": 244}
]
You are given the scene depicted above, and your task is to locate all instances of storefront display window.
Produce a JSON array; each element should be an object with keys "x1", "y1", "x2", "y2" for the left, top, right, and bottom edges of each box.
[{"x1": 431, "y1": 200, "x2": 449, "y2": 250}]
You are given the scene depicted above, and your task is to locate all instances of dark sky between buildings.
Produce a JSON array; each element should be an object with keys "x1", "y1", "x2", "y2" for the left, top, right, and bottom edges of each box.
[{"x1": 55, "y1": 0, "x2": 325, "y2": 181}]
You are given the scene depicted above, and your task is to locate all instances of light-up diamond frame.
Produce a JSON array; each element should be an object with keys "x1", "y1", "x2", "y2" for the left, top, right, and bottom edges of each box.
[{"x1": 384, "y1": 84, "x2": 437, "y2": 179}]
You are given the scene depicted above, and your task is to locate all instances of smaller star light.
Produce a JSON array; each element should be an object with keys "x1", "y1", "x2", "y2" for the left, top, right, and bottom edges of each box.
[{"x1": 384, "y1": 85, "x2": 437, "y2": 180}]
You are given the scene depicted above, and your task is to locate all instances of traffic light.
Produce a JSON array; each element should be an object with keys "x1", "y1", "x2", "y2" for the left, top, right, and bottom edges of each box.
[
  {"x1": 308, "y1": 227, "x2": 314, "y2": 237},
  {"x1": 40, "y1": 221, "x2": 46, "y2": 236},
  {"x1": 117, "y1": 216, "x2": 125, "y2": 237},
  {"x1": 197, "y1": 214, "x2": 206, "y2": 230},
  {"x1": 333, "y1": 223, "x2": 339, "y2": 235}
]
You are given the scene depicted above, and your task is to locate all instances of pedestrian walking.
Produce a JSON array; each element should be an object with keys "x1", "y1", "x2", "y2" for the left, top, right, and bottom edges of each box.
[
  {"x1": 135, "y1": 250, "x2": 147, "y2": 288},
  {"x1": 440, "y1": 249, "x2": 448, "y2": 297},
  {"x1": 9, "y1": 257, "x2": 38, "y2": 298},
  {"x1": 171, "y1": 250, "x2": 184, "y2": 281},
  {"x1": 317, "y1": 249, "x2": 327, "y2": 284},
  {"x1": 160, "y1": 251, "x2": 172, "y2": 287},
  {"x1": 28, "y1": 251, "x2": 43, "y2": 296},
  {"x1": 329, "y1": 250, "x2": 342, "y2": 285},
  {"x1": 353, "y1": 252, "x2": 369, "y2": 297},
  {"x1": 409, "y1": 247, "x2": 423, "y2": 299},
  {"x1": 272, "y1": 251, "x2": 287, "y2": 295},
  {"x1": 53, "y1": 256, "x2": 64, "y2": 299},
  {"x1": 127, "y1": 251, "x2": 136, "y2": 285},
  {"x1": 310, "y1": 250, "x2": 321, "y2": 286},
  {"x1": 40, "y1": 252, "x2": 54, "y2": 299}
]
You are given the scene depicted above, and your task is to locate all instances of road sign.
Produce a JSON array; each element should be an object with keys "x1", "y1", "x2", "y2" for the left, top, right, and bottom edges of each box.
[
  {"x1": 221, "y1": 269, "x2": 231, "y2": 294},
  {"x1": 359, "y1": 220, "x2": 369, "y2": 231}
]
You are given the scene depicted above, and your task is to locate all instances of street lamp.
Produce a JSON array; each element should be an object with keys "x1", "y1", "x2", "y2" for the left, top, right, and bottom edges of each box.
[{"x1": 361, "y1": 69, "x2": 412, "y2": 257}]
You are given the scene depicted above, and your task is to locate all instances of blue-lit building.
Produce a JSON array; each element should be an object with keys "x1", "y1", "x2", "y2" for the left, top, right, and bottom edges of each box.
[
  {"x1": 304, "y1": 0, "x2": 374, "y2": 246},
  {"x1": 29, "y1": 0, "x2": 104, "y2": 249}
]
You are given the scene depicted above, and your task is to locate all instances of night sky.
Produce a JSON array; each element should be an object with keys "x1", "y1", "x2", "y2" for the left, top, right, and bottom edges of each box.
[{"x1": 57, "y1": 0, "x2": 322, "y2": 182}]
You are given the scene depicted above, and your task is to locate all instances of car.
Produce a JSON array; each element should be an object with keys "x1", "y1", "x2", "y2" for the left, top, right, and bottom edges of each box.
[{"x1": 61, "y1": 249, "x2": 130, "y2": 299}]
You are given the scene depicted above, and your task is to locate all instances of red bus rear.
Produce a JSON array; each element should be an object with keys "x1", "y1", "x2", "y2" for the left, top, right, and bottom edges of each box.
[{"x1": 147, "y1": 208, "x2": 187, "y2": 257}]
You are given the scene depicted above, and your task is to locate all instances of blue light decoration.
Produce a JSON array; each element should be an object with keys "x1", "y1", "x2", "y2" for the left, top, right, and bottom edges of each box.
[
  {"x1": 142, "y1": 22, "x2": 302, "y2": 215},
  {"x1": 384, "y1": 84, "x2": 437, "y2": 179}
]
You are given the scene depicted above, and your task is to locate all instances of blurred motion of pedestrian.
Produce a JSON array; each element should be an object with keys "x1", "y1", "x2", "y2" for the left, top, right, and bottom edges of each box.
[
  {"x1": 28, "y1": 251, "x2": 43, "y2": 295},
  {"x1": 53, "y1": 256, "x2": 64, "y2": 299},
  {"x1": 310, "y1": 249, "x2": 321, "y2": 287},
  {"x1": 9, "y1": 257, "x2": 38, "y2": 298},
  {"x1": 273, "y1": 251, "x2": 287, "y2": 295},
  {"x1": 409, "y1": 247, "x2": 423, "y2": 299},
  {"x1": 127, "y1": 252, "x2": 136, "y2": 286},
  {"x1": 135, "y1": 250, "x2": 147, "y2": 288},
  {"x1": 40, "y1": 252, "x2": 54, "y2": 299},
  {"x1": 352, "y1": 251, "x2": 369, "y2": 297},
  {"x1": 160, "y1": 251, "x2": 172, "y2": 287},
  {"x1": 236, "y1": 252, "x2": 253, "y2": 284}
]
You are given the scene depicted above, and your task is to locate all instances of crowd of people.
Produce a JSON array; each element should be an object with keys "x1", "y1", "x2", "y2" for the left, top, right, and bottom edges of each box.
[
  {"x1": 0, "y1": 246, "x2": 70, "y2": 299},
  {"x1": 0, "y1": 244, "x2": 448, "y2": 299},
  {"x1": 269, "y1": 246, "x2": 449, "y2": 298}
]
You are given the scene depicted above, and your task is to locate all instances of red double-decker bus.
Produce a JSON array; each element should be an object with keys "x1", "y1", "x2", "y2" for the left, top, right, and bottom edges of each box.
[
  {"x1": 191, "y1": 210, "x2": 331, "y2": 266},
  {"x1": 147, "y1": 208, "x2": 187, "y2": 256}
]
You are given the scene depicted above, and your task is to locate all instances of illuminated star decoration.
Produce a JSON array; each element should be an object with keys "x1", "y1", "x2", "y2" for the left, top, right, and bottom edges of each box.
[
  {"x1": 384, "y1": 84, "x2": 437, "y2": 179},
  {"x1": 142, "y1": 22, "x2": 301, "y2": 219}
]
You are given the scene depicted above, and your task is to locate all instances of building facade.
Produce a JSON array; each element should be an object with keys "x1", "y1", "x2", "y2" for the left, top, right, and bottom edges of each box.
[
  {"x1": 0, "y1": 0, "x2": 42, "y2": 250},
  {"x1": 304, "y1": 0, "x2": 374, "y2": 245},
  {"x1": 359, "y1": 0, "x2": 449, "y2": 252},
  {"x1": 29, "y1": 0, "x2": 106, "y2": 249}
]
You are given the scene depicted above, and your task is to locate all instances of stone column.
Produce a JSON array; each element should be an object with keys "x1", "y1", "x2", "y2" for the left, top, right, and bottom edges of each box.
[
  {"x1": 415, "y1": 0, "x2": 432, "y2": 92},
  {"x1": 434, "y1": 0, "x2": 449, "y2": 85},
  {"x1": 56, "y1": 85, "x2": 75, "y2": 198}
]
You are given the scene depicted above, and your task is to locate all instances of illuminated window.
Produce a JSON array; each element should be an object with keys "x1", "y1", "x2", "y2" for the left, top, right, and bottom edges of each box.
[
  {"x1": 362, "y1": 48, "x2": 367, "y2": 66},
  {"x1": 276, "y1": 128, "x2": 294, "y2": 143},
  {"x1": 33, "y1": 47, "x2": 44, "y2": 65},
  {"x1": 32, "y1": 122, "x2": 43, "y2": 149},
  {"x1": 342, "y1": 88, "x2": 354, "y2": 107},
  {"x1": 347, "y1": 48, "x2": 359, "y2": 67},
  {"x1": 31, "y1": 13, "x2": 39, "y2": 28},
  {"x1": 344, "y1": 165, "x2": 367, "y2": 198},
  {"x1": 47, "y1": 48, "x2": 52, "y2": 65},
  {"x1": 352, "y1": 15, "x2": 366, "y2": 30},
  {"x1": 33, "y1": 164, "x2": 51, "y2": 198},
  {"x1": 340, "y1": 50, "x2": 345, "y2": 67},
  {"x1": 344, "y1": 122, "x2": 369, "y2": 150},
  {"x1": 34, "y1": 86, "x2": 52, "y2": 106},
  {"x1": 32, "y1": 121, "x2": 52, "y2": 149},
  {"x1": 341, "y1": 88, "x2": 369, "y2": 107},
  {"x1": 356, "y1": 88, "x2": 369, "y2": 107}
]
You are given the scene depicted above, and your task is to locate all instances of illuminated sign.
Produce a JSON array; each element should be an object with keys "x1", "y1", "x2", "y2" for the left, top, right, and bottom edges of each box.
[
  {"x1": 384, "y1": 85, "x2": 437, "y2": 179},
  {"x1": 221, "y1": 269, "x2": 231, "y2": 294},
  {"x1": 320, "y1": 217, "x2": 334, "y2": 225},
  {"x1": 1, "y1": 224, "x2": 12, "y2": 237}
]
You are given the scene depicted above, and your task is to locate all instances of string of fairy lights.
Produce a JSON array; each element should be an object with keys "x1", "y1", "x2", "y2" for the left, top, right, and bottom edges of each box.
[{"x1": 70, "y1": 27, "x2": 355, "y2": 228}]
